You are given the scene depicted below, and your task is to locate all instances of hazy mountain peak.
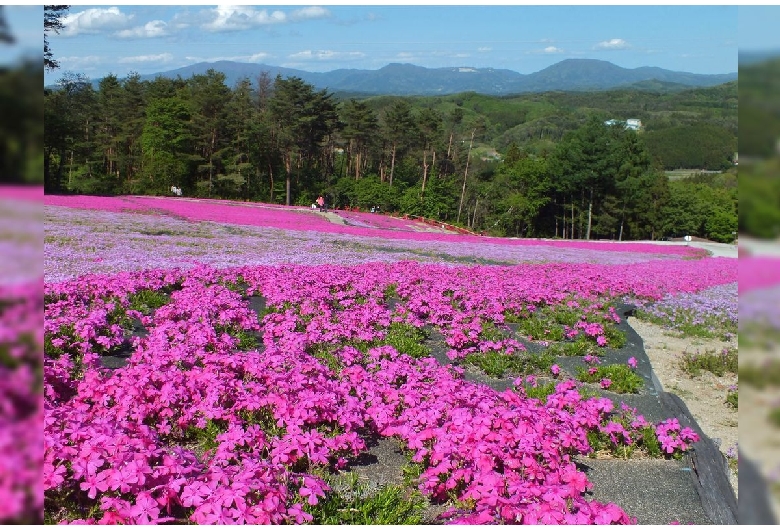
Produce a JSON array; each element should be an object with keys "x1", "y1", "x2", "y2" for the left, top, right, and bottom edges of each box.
[{"x1": 87, "y1": 59, "x2": 736, "y2": 96}]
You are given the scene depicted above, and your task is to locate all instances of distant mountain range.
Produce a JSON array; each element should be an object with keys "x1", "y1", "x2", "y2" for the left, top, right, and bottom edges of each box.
[{"x1": 92, "y1": 59, "x2": 737, "y2": 96}]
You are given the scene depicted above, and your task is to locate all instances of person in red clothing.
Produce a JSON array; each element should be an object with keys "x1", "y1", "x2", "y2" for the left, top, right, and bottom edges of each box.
[{"x1": 316, "y1": 196, "x2": 324, "y2": 210}]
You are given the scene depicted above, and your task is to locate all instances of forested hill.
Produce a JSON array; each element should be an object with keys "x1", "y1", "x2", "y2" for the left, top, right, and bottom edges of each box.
[
  {"x1": 100, "y1": 59, "x2": 736, "y2": 97},
  {"x1": 356, "y1": 80, "x2": 737, "y2": 169},
  {"x1": 44, "y1": 69, "x2": 737, "y2": 242}
]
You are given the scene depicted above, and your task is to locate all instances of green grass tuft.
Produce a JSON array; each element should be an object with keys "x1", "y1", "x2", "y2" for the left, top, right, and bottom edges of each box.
[
  {"x1": 576, "y1": 364, "x2": 643, "y2": 394},
  {"x1": 306, "y1": 472, "x2": 426, "y2": 525},
  {"x1": 128, "y1": 288, "x2": 171, "y2": 314},
  {"x1": 725, "y1": 389, "x2": 738, "y2": 410},
  {"x1": 464, "y1": 350, "x2": 525, "y2": 378},
  {"x1": 522, "y1": 381, "x2": 558, "y2": 403},
  {"x1": 547, "y1": 336, "x2": 600, "y2": 357},
  {"x1": 680, "y1": 347, "x2": 737, "y2": 378},
  {"x1": 384, "y1": 322, "x2": 430, "y2": 359}
]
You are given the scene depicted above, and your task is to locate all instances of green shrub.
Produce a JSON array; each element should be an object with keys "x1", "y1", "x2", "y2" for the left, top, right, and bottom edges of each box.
[{"x1": 680, "y1": 347, "x2": 737, "y2": 378}]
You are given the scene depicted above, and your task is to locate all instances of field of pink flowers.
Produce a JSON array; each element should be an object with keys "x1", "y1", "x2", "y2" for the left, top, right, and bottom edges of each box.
[
  {"x1": 41, "y1": 195, "x2": 736, "y2": 525},
  {"x1": 45, "y1": 196, "x2": 707, "y2": 284},
  {"x1": 45, "y1": 195, "x2": 705, "y2": 258}
]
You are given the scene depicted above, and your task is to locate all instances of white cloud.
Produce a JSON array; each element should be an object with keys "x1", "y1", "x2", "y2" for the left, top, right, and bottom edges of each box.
[
  {"x1": 246, "y1": 52, "x2": 271, "y2": 62},
  {"x1": 526, "y1": 45, "x2": 565, "y2": 56},
  {"x1": 596, "y1": 38, "x2": 630, "y2": 50},
  {"x1": 289, "y1": 50, "x2": 365, "y2": 61},
  {"x1": 199, "y1": 5, "x2": 330, "y2": 32},
  {"x1": 118, "y1": 53, "x2": 173, "y2": 64},
  {"x1": 454, "y1": 53, "x2": 470, "y2": 58},
  {"x1": 290, "y1": 7, "x2": 330, "y2": 21},
  {"x1": 115, "y1": 20, "x2": 170, "y2": 39},
  {"x1": 61, "y1": 7, "x2": 134, "y2": 37},
  {"x1": 202, "y1": 6, "x2": 285, "y2": 32},
  {"x1": 477, "y1": 47, "x2": 492, "y2": 53}
]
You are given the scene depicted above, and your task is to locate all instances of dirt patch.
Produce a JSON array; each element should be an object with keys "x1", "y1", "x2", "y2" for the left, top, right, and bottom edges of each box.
[{"x1": 626, "y1": 317, "x2": 738, "y2": 496}]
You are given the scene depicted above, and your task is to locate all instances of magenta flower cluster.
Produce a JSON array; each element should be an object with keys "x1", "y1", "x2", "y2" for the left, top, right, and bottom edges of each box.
[
  {"x1": 44, "y1": 259, "x2": 717, "y2": 525},
  {"x1": 45, "y1": 194, "x2": 706, "y2": 259},
  {"x1": 655, "y1": 419, "x2": 699, "y2": 456}
]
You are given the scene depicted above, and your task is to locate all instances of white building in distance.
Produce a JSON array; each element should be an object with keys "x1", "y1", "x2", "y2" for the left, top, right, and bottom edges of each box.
[{"x1": 604, "y1": 119, "x2": 642, "y2": 131}]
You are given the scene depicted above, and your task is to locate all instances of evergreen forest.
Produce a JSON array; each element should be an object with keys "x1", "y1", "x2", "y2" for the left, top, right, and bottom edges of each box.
[{"x1": 43, "y1": 68, "x2": 738, "y2": 242}]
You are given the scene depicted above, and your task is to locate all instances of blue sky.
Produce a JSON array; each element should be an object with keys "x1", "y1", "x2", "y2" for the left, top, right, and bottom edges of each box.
[{"x1": 37, "y1": 5, "x2": 740, "y2": 85}]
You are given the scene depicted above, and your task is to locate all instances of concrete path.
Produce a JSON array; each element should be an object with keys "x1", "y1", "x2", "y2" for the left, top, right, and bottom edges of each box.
[
  {"x1": 311, "y1": 210, "x2": 349, "y2": 226},
  {"x1": 614, "y1": 239, "x2": 738, "y2": 258}
]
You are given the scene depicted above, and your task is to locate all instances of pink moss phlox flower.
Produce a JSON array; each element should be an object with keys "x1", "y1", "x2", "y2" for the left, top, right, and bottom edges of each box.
[
  {"x1": 42, "y1": 259, "x2": 725, "y2": 524},
  {"x1": 655, "y1": 419, "x2": 700, "y2": 455}
]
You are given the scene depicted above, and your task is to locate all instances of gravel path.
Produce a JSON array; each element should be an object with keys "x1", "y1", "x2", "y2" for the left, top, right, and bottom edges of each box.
[{"x1": 627, "y1": 318, "x2": 739, "y2": 496}]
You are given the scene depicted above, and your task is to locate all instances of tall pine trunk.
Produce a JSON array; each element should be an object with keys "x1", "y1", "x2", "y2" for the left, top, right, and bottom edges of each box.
[
  {"x1": 209, "y1": 130, "x2": 216, "y2": 196},
  {"x1": 457, "y1": 129, "x2": 475, "y2": 224},
  {"x1": 284, "y1": 153, "x2": 292, "y2": 206},
  {"x1": 421, "y1": 150, "x2": 429, "y2": 199},
  {"x1": 389, "y1": 142, "x2": 397, "y2": 187},
  {"x1": 268, "y1": 163, "x2": 274, "y2": 203},
  {"x1": 586, "y1": 188, "x2": 593, "y2": 240},
  {"x1": 571, "y1": 197, "x2": 575, "y2": 240}
]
